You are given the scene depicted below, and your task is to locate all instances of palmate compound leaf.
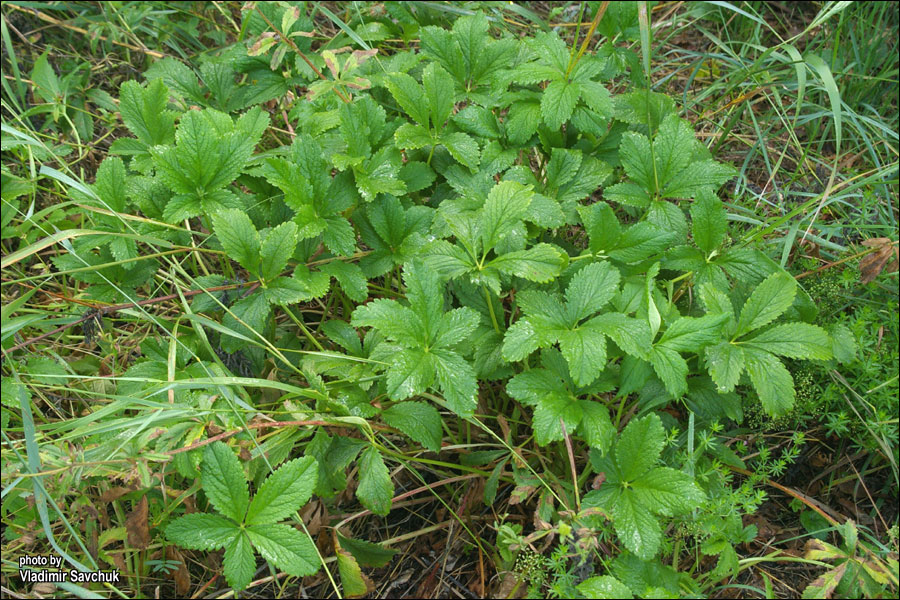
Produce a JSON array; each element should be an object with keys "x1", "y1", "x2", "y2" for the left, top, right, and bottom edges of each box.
[
  {"x1": 607, "y1": 113, "x2": 735, "y2": 207},
  {"x1": 505, "y1": 349, "x2": 615, "y2": 450},
  {"x1": 586, "y1": 414, "x2": 704, "y2": 560},
  {"x1": 502, "y1": 261, "x2": 650, "y2": 387},
  {"x1": 351, "y1": 262, "x2": 479, "y2": 417},
  {"x1": 167, "y1": 443, "x2": 322, "y2": 591},
  {"x1": 698, "y1": 273, "x2": 833, "y2": 415},
  {"x1": 151, "y1": 108, "x2": 264, "y2": 222}
]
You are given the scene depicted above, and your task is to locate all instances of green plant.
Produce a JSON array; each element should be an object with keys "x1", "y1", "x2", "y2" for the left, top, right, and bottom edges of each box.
[
  {"x1": 165, "y1": 442, "x2": 321, "y2": 591},
  {"x1": 3, "y1": 4, "x2": 897, "y2": 599},
  {"x1": 803, "y1": 520, "x2": 899, "y2": 599}
]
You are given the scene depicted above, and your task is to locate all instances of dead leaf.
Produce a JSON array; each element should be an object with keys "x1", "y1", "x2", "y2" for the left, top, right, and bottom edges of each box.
[
  {"x1": 32, "y1": 582, "x2": 57, "y2": 597},
  {"x1": 300, "y1": 499, "x2": 327, "y2": 537},
  {"x1": 496, "y1": 571, "x2": 528, "y2": 599},
  {"x1": 126, "y1": 495, "x2": 151, "y2": 549},
  {"x1": 112, "y1": 551, "x2": 129, "y2": 575},
  {"x1": 100, "y1": 485, "x2": 136, "y2": 503},
  {"x1": 859, "y1": 238, "x2": 899, "y2": 284},
  {"x1": 804, "y1": 561, "x2": 847, "y2": 598},
  {"x1": 497, "y1": 414, "x2": 511, "y2": 441},
  {"x1": 169, "y1": 547, "x2": 191, "y2": 596}
]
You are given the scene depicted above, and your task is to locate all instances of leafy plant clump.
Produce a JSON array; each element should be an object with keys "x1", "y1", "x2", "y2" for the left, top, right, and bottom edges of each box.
[{"x1": 4, "y1": 4, "x2": 888, "y2": 599}]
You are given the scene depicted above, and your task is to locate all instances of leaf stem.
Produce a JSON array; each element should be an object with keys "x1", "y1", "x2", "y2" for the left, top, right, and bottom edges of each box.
[
  {"x1": 283, "y1": 306, "x2": 324, "y2": 351},
  {"x1": 253, "y1": 5, "x2": 350, "y2": 103},
  {"x1": 565, "y1": 2, "x2": 609, "y2": 79},
  {"x1": 483, "y1": 285, "x2": 502, "y2": 334}
]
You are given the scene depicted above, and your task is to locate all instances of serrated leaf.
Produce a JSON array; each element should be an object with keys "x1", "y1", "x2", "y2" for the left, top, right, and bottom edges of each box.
[
  {"x1": 579, "y1": 400, "x2": 616, "y2": 454},
  {"x1": 321, "y1": 260, "x2": 368, "y2": 303},
  {"x1": 222, "y1": 291, "x2": 271, "y2": 352},
  {"x1": 259, "y1": 221, "x2": 297, "y2": 281},
  {"x1": 394, "y1": 122, "x2": 434, "y2": 149},
  {"x1": 736, "y1": 271, "x2": 797, "y2": 336},
  {"x1": 541, "y1": 79, "x2": 580, "y2": 129},
  {"x1": 698, "y1": 282, "x2": 735, "y2": 320},
  {"x1": 357, "y1": 446, "x2": 392, "y2": 515},
  {"x1": 612, "y1": 490, "x2": 662, "y2": 561},
  {"x1": 399, "y1": 160, "x2": 436, "y2": 192},
  {"x1": 566, "y1": 261, "x2": 620, "y2": 323},
  {"x1": 245, "y1": 523, "x2": 320, "y2": 577},
  {"x1": 383, "y1": 401, "x2": 442, "y2": 452},
  {"x1": 632, "y1": 467, "x2": 705, "y2": 516},
  {"x1": 488, "y1": 243, "x2": 566, "y2": 282},
  {"x1": 433, "y1": 307, "x2": 480, "y2": 348},
  {"x1": 385, "y1": 348, "x2": 434, "y2": 400},
  {"x1": 591, "y1": 313, "x2": 652, "y2": 361},
  {"x1": 648, "y1": 345, "x2": 689, "y2": 397},
  {"x1": 119, "y1": 79, "x2": 177, "y2": 146},
  {"x1": 558, "y1": 323, "x2": 608, "y2": 387},
  {"x1": 663, "y1": 160, "x2": 736, "y2": 199},
  {"x1": 337, "y1": 534, "x2": 398, "y2": 568},
  {"x1": 691, "y1": 190, "x2": 727, "y2": 253},
  {"x1": 505, "y1": 99, "x2": 541, "y2": 144},
  {"x1": 202, "y1": 442, "x2": 250, "y2": 523},
  {"x1": 431, "y1": 348, "x2": 478, "y2": 417},
  {"x1": 827, "y1": 323, "x2": 856, "y2": 365},
  {"x1": 579, "y1": 80, "x2": 614, "y2": 116},
  {"x1": 440, "y1": 131, "x2": 480, "y2": 170},
  {"x1": 93, "y1": 157, "x2": 128, "y2": 212},
  {"x1": 657, "y1": 314, "x2": 727, "y2": 353},
  {"x1": 223, "y1": 532, "x2": 255, "y2": 591},
  {"x1": 704, "y1": 342, "x2": 744, "y2": 393},
  {"x1": 322, "y1": 215, "x2": 357, "y2": 257},
  {"x1": 352, "y1": 299, "x2": 424, "y2": 347},
  {"x1": 501, "y1": 318, "x2": 543, "y2": 362},
  {"x1": 385, "y1": 72, "x2": 429, "y2": 128},
  {"x1": 403, "y1": 260, "x2": 444, "y2": 334},
  {"x1": 263, "y1": 273, "x2": 328, "y2": 305},
  {"x1": 604, "y1": 182, "x2": 652, "y2": 208},
  {"x1": 653, "y1": 114, "x2": 695, "y2": 190},
  {"x1": 336, "y1": 546, "x2": 372, "y2": 598},
  {"x1": 212, "y1": 209, "x2": 260, "y2": 276},
  {"x1": 422, "y1": 62, "x2": 455, "y2": 131},
  {"x1": 615, "y1": 414, "x2": 664, "y2": 482},
  {"x1": 354, "y1": 149, "x2": 406, "y2": 202},
  {"x1": 577, "y1": 576, "x2": 633, "y2": 599},
  {"x1": 743, "y1": 323, "x2": 833, "y2": 360},
  {"x1": 245, "y1": 456, "x2": 318, "y2": 525},
  {"x1": 453, "y1": 105, "x2": 500, "y2": 138},
  {"x1": 619, "y1": 131, "x2": 654, "y2": 191},
  {"x1": 744, "y1": 348, "x2": 795, "y2": 416},
  {"x1": 546, "y1": 148, "x2": 582, "y2": 191},
  {"x1": 166, "y1": 514, "x2": 239, "y2": 550},
  {"x1": 481, "y1": 181, "x2": 533, "y2": 251}
]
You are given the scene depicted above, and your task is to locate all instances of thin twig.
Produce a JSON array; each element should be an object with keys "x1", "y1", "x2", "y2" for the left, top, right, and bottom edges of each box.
[
  {"x1": 3, "y1": 281, "x2": 258, "y2": 354},
  {"x1": 251, "y1": 4, "x2": 350, "y2": 103}
]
